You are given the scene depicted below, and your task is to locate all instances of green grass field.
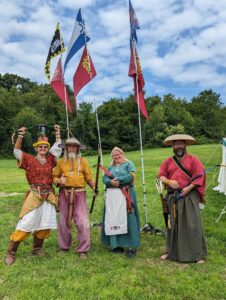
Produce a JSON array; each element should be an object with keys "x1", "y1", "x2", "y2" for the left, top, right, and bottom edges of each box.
[{"x1": 0, "y1": 145, "x2": 225, "y2": 300}]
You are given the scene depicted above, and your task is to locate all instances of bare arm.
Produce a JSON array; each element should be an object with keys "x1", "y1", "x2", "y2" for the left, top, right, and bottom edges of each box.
[
  {"x1": 49, "y1": 124, "x2": 62, "y2": 158},
  {"x1": 13, "y1": 127, "x2": 26, "y2": 161}
]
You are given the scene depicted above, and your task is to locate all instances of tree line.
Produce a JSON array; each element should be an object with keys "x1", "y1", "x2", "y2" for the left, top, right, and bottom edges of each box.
[{"x1": 0, "y1": 73, "x2": 226, "y2": 157}]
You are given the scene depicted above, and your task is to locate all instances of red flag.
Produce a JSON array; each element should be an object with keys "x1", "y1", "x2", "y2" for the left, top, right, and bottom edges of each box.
[
  {"x1": 128, "y1": 43, "x2": 148, "y2": 119},
  {"x1": 73, "y1": 45, "x2": 97, "y2": 109},
  {"x1": 50, "y1": 57, "x2": 72, "y2": 112}
]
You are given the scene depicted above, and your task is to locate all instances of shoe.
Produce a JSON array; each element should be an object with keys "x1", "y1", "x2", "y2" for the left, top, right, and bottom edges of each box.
[
  {"x1": 32, "y1": 249, "x2": 45, "y2": 257},
  {"x1": 126, "y1": 249, "x2": 136, "y2": 258},
  {"x1": 196, "y1": 259, "x2": 205, "y2": 264},
  {"x1": 111, "y1": 247, "x2": 124, "y2": 253},
  {"x1": 160, "y1": 253, "x2": 169, "y2": 261},
  {"x1": 79, "y1": 252, "x2": 87, "y2": 260},
  {"x1": 32, "y1": 237, "x2": 45, "y2": 256},
  {"x1": 59, "y1": 248, "x2": 69, "y2": 252},
  {"x1": 5, "y1": 241, "x2": 20, "y2": 266}
]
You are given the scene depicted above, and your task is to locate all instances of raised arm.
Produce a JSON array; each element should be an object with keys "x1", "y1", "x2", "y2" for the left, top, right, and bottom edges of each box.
[
  {"x1": 13, "y1": 127, "x2": 26, "y2": 162},
  {"x1": 49, "y1": 124, "x2": 62, "y2": 159}
]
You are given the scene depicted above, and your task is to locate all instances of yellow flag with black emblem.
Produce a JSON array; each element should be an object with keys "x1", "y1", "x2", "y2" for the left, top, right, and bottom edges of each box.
[{"x1": 44, "y1": 22, "x2": 65, "y2": 81}]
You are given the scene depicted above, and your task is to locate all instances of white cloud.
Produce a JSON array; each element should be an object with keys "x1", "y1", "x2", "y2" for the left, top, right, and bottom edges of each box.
[
  {"x1": 1, "y1": 0, "x2": 226, "y2": 102},
  {"x1": 57, "y1": 0, "x2": 96, "y2": 9}
]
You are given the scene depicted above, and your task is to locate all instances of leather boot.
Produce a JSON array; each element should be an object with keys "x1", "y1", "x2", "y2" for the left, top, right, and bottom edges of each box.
[
  {"x1": 5, "y1": 240, "x2": 20, "y2": 265},
  {"x1": 32, "y1": 237, "x2": 45, "y2": 256}
]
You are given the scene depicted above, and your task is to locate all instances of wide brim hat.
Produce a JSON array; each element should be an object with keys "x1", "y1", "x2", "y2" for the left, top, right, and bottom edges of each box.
[
  {"x1": 164, "y1": 134, "x2": 196, "y2": 146},
  {"x1": 33, "y1": 136, "x2": 50, "y2": 148},
  {"x1": 58, "y1": 137, "x2": 86, "y2": 150}
]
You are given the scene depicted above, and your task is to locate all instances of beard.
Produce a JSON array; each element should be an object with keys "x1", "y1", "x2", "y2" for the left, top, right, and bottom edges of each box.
[
  {"x1": 68, "y1": 152, "x2": 77, "y2": 161},
  {"x1": 173, "y1": 147, "x2": 186, "y2": 158}
]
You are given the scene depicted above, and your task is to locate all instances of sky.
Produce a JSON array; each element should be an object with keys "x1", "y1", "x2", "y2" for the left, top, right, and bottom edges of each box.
[{"x1": 1, "y1": 0, "x2": 226, "y2": 107}]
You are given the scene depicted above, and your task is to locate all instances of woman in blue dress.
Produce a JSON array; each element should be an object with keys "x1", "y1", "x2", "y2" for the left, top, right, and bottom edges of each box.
[{"x1": 101, "y1": 147, "x2": 140, "y2": 258}]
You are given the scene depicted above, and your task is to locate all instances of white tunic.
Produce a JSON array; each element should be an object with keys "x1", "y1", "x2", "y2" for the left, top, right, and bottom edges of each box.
[
  {"x1": 104, "y1": 188, "x2": 127, "y2": 236},
  {"x1": 16, "y1": 201, "x2": 57, "y2": 232}
]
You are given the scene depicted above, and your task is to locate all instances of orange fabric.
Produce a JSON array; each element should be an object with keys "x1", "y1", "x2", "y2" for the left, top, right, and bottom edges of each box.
[
  {"x1": 34, "y1": 229, "x2": 50, "y2": 239},
  {"x1": 10, "y1": 229, "x2": 51, "y2": 241},
  {"x1": 10, "y1": 230, "x2": 30, "y2": 242}
]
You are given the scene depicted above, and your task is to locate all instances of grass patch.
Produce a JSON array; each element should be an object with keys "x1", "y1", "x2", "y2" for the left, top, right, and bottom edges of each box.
[{"x1": 0, "y1": 145, "x2": 225, "y2": 299}]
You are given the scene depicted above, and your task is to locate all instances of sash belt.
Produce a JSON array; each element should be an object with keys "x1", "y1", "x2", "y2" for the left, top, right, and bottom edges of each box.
[
  {"x1": 63, "y1": 188, "x2": 75, "y2": 228},
  {"x1": 120, "y1": 186, "x2": 133, "y2": 213}
]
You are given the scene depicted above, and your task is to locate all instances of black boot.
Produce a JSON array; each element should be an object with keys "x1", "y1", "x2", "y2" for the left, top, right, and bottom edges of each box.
[
  {"x1": 111, "y1": 247, "x2": 124, "y2": 253},
  {"x1": 126, "y1": 248, "x2": 136, "y2": 258},
  {"x1": 5, "y1": 240, "x2": 20, "y2": 265}
]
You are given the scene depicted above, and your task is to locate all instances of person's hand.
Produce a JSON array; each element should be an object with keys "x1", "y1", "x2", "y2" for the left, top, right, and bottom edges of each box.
[
  {"x1": 92, "y1": 189, "x2": 99, "y2": 197},
  {"x1": 181, "y1": 185, "x2": 193, "y2": 197},
  {"x1": 54, "y1": 124, "x2": 60, "y2": 131},
  {"x1": 59, "y1": 174, "x2": 67, "y2": 186},
  {"x1": 18, "y1": 127, "x2": 26, "y2": 136},
  {"x1": 168, "y1": 180, "x2": 180, "y2": 189},
  {"x1": 111, "y1": 178, "x2": 120, "y2": 187}
]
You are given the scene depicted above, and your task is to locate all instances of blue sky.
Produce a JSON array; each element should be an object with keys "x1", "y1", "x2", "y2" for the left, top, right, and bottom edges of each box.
[{"x1": 1, "y1": 0, "x2": 226, "y2": 106}]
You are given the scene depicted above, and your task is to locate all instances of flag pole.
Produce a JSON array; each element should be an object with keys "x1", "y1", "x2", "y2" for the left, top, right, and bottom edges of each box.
[
  {"x1": 63, "y1": 82, "x2": 70, "y2": 139},
  {"x1": 133, "y1": 45, "x2": 165, "y2": 235},
  {"x1": 132, "y1": 43, "x2": 149, "y2": 227},
  {"x1": 94, "y1": 98, "x2": 104, "y2": 167},
  {"x1": 60, "y1": 24, "x2": 70, "y2": 139},
  {"x1": 129, "y1": 0, "x2": 165, "y2": 236}
]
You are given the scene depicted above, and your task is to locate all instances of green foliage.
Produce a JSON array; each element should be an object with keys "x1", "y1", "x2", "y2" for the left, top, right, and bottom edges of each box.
[
  {"x1": 0, "y1": 74, "x2": 226, "y2": 157},
  {"x1": 0, "y1": 73, "x2": 37, "y2": 92},
  {"x1": 188, "y1": 90, "x2": 226, "y2": 139}
]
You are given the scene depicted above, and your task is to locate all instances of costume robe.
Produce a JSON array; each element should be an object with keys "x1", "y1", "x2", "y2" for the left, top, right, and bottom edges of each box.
[
  {"x1": 101, "y1": 161, "x2": 140, "y2": 249},
  {"x1": 159, "y1": 154, "x2": 207, "y2": 262}
]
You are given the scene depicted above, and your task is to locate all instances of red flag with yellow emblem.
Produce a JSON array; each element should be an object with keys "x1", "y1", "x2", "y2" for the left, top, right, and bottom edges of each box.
[
  {"x1": 73, "y1": 45, "x2": 97, "y2": 109},
  {"x1": 128, "y1": 42, "x2": 148, "y2": 119}
]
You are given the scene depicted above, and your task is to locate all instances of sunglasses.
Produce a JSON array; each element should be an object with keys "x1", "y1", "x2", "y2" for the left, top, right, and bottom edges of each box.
[{"x1": 38, "y1": 145, "x2": 48, "y2": 149}]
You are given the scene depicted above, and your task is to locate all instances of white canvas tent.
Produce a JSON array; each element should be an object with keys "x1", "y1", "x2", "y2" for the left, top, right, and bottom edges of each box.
[{"x1": 213, "y1": 138, "x2": 226, "y2": 222}]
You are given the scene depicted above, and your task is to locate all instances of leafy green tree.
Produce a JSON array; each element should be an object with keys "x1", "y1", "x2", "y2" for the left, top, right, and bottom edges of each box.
[
  {"x1": 0, "y1": 73, "x2": 226, "y2": 157},
  {"x1": 71, "y1": 102, "x2": 96, "y2": 148},
  {"x1": 188, "y1": 90, "x2": 225, "y2": 140},
  {"x1": 162, "y1": 94, "x2": 195, "y2": 133}
]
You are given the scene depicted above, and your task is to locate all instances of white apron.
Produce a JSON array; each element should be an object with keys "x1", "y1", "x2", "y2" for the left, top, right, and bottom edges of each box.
[{"x1": 104, "y1": 188, "x2": 127, "y2": 236}]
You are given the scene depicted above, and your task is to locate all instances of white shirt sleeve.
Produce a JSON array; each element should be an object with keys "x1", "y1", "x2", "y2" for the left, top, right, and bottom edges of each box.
[
  {"x1": 49, "y1": 141, "x2": 62, "y2": 158},
  {"x1": 14, "y1": 149, "x2": 22, "y2": 160}
]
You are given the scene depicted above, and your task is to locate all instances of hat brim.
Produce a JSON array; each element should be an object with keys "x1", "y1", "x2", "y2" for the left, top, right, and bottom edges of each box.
[
  {"x1": 58, "y1": 143, "x2": 86, "y2": 150},
  {"x1": 163, "y1": 134, "x2": 196, "y2": 146},
  {"x1": 164, "y1": 139, "x2": 195, "y2": 146},
  {"x1": 33, "y1": 141, "x2": 50, "y2": 148}
]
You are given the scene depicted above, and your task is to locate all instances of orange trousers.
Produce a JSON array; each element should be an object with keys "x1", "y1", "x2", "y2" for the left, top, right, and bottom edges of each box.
[{"x1": 10, "y1": 229, "x2": 51, "y2": 242}]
